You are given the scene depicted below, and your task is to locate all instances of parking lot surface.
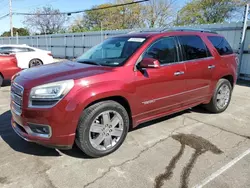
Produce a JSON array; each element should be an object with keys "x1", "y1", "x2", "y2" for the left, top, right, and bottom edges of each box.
[{"x1": 1, "y1": 82, "x2": 250, "y2": 188}]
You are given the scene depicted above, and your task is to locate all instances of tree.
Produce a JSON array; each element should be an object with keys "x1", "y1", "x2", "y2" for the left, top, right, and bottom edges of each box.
[
  {"x1": 69, "y1": 0, "x2": 145, "y2": 32},
  {"x1": 1, "y1": 27, "x2": 29, "y2": 37},
  {"x1": 142, "y1": 0, "x2": 177, "y2": 28},
  {"x1": 176, "y1": 0, "x2": 245, "y2": 25},
  {"x1": 69, "y1": 0, "x2": 177, "y2": 32},
  {"x1": 23, "y1": 6, "x2": 67, "y2": 34}
]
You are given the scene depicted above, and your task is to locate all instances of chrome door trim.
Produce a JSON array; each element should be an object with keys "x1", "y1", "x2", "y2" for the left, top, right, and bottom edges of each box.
[
  {"x1": 142, "y1": 85, "x2": 209, "y2": 105},
  {"x1": 135, "y1": 95, "x2": 209, "y2": 118}
]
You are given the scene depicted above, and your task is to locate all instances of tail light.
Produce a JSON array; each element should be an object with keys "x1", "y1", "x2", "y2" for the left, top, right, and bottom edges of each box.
[
  {"x1": 10, "y1": 54, "x2": 18, "y2": 66},
  {"x1": 48, "y1": 53, "x2": 53, "y2": 57}
]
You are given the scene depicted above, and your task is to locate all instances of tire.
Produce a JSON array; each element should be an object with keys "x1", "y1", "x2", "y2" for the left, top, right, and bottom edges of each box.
[
  {"x1": 76, "y1": 100, "x2": 129, "y2": 158},
  {"x1": 29, "y1": 59, "x2": 43, "y2": 67},
  {"x1": 204, "y1": 78, "x2": 232, "y2": 113},
  {"x1": 0, "y1": 74, "x2": 3, "y2": 88}
]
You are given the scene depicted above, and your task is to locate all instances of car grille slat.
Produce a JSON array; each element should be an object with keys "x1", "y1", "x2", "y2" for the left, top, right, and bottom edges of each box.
[{"x1": 11, "y1": 83, "x2": 24, "y2": 115}]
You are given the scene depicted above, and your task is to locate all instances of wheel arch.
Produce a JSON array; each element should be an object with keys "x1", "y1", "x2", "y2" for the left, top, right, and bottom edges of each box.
[
  {"x1": 221, "y1": 74, "x2": 234, "y2": 88},
  {"x1": 0, "y1": 72, "x2": 4, "y2": 79},
  {"x1": 85, "y1": 95, "x2": 133, "y2": 129}
]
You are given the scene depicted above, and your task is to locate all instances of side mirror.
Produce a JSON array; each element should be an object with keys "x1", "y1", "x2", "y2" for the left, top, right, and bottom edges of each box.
[{"x1": 138, "y1": 58, "x2": 160, "y2": 69}]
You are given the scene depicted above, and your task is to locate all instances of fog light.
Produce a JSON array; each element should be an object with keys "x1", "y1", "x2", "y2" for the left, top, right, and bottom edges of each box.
[{"x1": 28, "y1": 123, "x2": 51, "y2": 135}]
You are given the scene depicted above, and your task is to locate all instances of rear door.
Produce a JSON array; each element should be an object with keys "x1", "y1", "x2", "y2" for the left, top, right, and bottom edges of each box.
[
  {"x1": 177, "y1": 35, "x2": 215, "y2": 105},
  {"x1": 134, "y1": 36, "x2": 187, "y2": 122}
]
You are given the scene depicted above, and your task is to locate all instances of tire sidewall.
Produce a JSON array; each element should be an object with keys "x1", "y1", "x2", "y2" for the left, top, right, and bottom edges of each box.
[
  {"x1": 77, "y1": 102, "x2": 129, "y2": 157},
  {"x1": 212, "y1": 79, "x2": 232, "y2": 113}
]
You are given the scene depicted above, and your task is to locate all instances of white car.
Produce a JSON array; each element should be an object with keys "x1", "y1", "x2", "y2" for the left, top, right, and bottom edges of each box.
[{"x1": 0, "y1": 44, "x2": 54, "y2": 69}]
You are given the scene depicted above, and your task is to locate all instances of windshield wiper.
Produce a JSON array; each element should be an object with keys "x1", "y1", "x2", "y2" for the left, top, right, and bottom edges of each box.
[{"x1": 77, "y1": 60, "x2": 103, "y2": 66}]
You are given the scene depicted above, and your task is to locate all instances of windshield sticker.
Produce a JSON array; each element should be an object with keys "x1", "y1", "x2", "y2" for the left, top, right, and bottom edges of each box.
[{"x1": 128, "y1": 38, "x2": 145, "y2": 42}]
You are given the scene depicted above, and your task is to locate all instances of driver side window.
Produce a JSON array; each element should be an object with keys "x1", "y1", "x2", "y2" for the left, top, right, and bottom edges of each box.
[{"x1": 144, "y1": 37, "x2": 178, "y2": 65}]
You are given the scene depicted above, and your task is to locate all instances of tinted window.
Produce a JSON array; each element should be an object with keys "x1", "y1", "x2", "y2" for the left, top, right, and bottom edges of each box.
[
  {"x1": 178, "y1": 35, "x2": 211, "y2": 60},
  {"x1": 26, "y1": 48, "x2": 35, "y2": 52},
  {"x1": 12, "y1": 48, "x2": 26, "y2": 52},
  {"x1": 208, "y1": 36, "x2": 233, "y2": 56},
  {"x1": 0, "y1": 47, "x2": 13, "y2": 54},
  {"x1": 144, "y1": 37, "x2": 178, "y2": 65}
]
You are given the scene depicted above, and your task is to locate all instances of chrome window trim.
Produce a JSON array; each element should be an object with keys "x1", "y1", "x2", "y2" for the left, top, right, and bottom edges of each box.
[
  {"x1": 134, "y1": 36, "x2": 180, "y2": 71},
  {"x1": 134, "y1": 36, "x2": 215, "y2": 70},
  {"x1": 160, "y1": 56, "x2": 215, "y2": 67}
]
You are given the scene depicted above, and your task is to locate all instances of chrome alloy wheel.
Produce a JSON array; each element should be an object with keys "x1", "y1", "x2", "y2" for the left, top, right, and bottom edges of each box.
[
  {"x1": 89, "y1": 110, "x2": 124, "y2": 151},
  {"x1": 216, "y1": 84, "x2": 230, "y2": 109}
]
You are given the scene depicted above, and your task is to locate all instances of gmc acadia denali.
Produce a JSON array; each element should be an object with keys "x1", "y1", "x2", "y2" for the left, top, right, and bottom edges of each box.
[{"x1": 10, "y1": 29, "x2": 238, "y2": 157}]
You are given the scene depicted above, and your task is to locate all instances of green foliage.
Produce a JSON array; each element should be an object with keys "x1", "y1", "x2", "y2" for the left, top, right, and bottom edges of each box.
[
  {"x1": 1, "y1": 27, "x2": 30, "y2": 37},
  {"x1": 176, "y1": 0, "x2": 244, "y2": 25},
  {"x1": 69, "y1": 0, "x2": 176, "y2": 32}
]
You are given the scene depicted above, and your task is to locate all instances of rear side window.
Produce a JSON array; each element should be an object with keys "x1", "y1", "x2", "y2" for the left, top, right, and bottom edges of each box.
[
  {"x1": 0, "y1": 47, "x2": 13, "y2": 54},
  {"x1": 178, "y1": 35, "x2": 211, "y2": 61},
  {"x1": 208, "y1": 36, "x2": 233, "y2": 56},
  {"x1": 144, "y1": 37, "x2": 178, "y2": 65}
]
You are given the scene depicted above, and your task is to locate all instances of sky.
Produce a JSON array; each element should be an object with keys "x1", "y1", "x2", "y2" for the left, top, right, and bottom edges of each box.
[{"x1": 0, "y1": 0, "x2": 187, "y2": 34}]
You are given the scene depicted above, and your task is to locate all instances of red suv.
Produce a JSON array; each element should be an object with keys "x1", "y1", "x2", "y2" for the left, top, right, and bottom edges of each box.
[{"x1": 11, "y1": 30, "x2": 238, "y2": 157}]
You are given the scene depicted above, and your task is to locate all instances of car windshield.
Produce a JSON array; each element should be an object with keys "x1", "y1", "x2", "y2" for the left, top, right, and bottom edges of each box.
[{"x1": 76, "y1": 37, "x2": 146, "y2": 67}]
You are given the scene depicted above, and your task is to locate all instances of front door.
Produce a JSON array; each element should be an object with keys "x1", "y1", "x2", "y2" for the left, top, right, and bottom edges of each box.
[{"x1": 134, "y1": 36, "x2": 187, "y2": 123}]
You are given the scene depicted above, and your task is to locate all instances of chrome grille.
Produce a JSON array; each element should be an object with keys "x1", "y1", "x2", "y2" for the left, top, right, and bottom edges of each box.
[{"x1": 11, "y1": 83, "x2": 24, "y2": 115}]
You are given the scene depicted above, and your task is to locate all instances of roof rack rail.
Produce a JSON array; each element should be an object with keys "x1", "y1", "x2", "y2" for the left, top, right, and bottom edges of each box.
[
  {"x1": 161, "y1": 28, "x2": 218, "y2": 34},
  {"x1": 127, "y1": 30, "x2": 158, "y2": 34}
]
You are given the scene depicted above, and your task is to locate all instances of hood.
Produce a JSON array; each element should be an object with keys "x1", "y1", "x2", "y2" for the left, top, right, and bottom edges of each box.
[{"x1": 14, "y1": 61, "x2": 114, "y2": 88}]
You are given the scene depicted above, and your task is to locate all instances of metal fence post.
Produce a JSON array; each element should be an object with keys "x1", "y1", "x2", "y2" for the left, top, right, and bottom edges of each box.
[
  {"x1": 238, "y1": 4, "x2": 249, "y2": 77},
  {"x1": 16, "y1": 32, "x2": 19, "y2": 44},
  {"x1": 72, "y1": 34, "x2": 75, "y2": 58}
]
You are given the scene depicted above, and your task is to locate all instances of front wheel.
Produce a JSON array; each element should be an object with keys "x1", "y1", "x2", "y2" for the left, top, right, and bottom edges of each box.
[
  {"x1": 204, "y1": 78, "x2": 232, "y2": 113},
  {"x1": 76, "y1": 100, "x2": 129, "y2": 158}
]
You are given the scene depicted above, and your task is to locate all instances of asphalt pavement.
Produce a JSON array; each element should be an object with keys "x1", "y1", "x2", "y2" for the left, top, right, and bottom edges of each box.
[{"x1": 1, "y1": 81, "x2": 250, "y2": 188}]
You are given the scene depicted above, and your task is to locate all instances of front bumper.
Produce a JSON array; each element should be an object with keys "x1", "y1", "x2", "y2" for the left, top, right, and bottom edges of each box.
[
  {"x1": 11, "y1": 118, "x2": 74, "y2": 149},
  {"x1": 11, "y1": 104, "x2": 77, "y2": 150}
]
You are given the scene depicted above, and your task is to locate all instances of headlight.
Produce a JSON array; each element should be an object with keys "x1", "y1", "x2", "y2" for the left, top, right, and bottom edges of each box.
[{"x1": 29, "y1": 80, "x2": 74, "y2": 107}]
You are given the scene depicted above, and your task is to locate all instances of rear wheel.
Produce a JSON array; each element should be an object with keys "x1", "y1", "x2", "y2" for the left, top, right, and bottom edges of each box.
[
  {"x1": 29, "y1": 59, "x2": 43, "y2": 67},
  {"x1": 0, "y1": 75, "x2": 3, "y2": 87},
  {"x1": 76, "y1": 100, "x2": 129, "y2": 158},
  {"x1": 205, "y1": 79, "x2": 232, "y2": 113}
]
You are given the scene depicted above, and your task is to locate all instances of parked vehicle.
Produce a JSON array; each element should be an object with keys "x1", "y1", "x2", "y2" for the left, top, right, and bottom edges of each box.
[
  {"x1": 0, "y1": 44, "x2": 53, "y2": 69},
  {"x1": 0, "y1": 54, "x2": 21, "y2": 87},
  {"x1": 10, "y1": 29, "x2": 238, "y2": 157}
]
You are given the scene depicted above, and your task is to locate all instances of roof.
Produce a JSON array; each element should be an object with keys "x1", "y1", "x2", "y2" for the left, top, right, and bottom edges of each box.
[{"x1": 0, "y1": 44, "x2": 30, "y2": 48}]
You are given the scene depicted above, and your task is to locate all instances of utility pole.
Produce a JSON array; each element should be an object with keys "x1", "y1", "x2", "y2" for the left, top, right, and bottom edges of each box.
[{"x1": 9, "y1": 0, "x2": 13, "y2": 37}]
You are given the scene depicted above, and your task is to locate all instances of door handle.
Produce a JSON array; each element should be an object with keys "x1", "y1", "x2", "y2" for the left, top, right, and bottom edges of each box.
[
  {"x1": 208, "y1": 65, "x2": 216, "y2": 69},
  {"x1": 174, "y1": 71, "x2": 185, "y2": 76}
]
